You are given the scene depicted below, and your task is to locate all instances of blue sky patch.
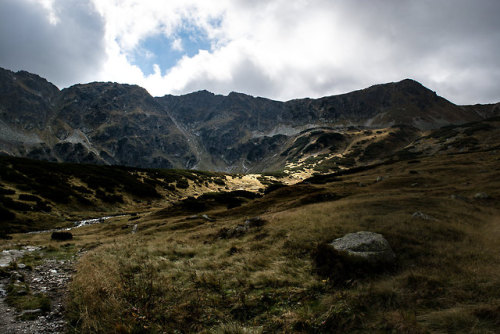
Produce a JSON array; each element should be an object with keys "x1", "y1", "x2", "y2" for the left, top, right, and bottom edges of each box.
[{"x1": 130, "y1": 24, "x2": 212, "y2": 76}]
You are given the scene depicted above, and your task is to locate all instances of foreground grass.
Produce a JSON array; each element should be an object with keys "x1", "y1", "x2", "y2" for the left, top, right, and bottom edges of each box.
[{"x1": 63, "y1": 150, "x2": 500, "y2": 333}]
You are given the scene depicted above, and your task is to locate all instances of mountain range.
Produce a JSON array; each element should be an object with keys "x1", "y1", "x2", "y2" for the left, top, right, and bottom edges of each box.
[{"x1": 0, "y1": 67, "x2": 498, "y2": 172}]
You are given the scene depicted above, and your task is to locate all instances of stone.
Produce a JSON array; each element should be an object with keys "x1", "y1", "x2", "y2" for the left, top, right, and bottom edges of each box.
[
  {"x1": 450, "y1": 194, "x2": 467, "y2": 201},
  {"x1": 244, "y1": 217, "x2": 267, "y2": 228},
  {"x1": 10, "y1": 271, "x2": 24, "y2": 282},
  {"x1": 474, "y1": 192, "x2": 490, "y2": 199},
  {"x1": 19, "y1": 309, "x2": 43, "y2": 319},
  {"x1": 201, "y1": 214, "x2": 215, "y2": 222},
  {"x1": 329, "y1": 231, "x2": 395, "y2": 264},
  {"x1": 412, "y1": 211, "x2": 436, "y2": 221}
]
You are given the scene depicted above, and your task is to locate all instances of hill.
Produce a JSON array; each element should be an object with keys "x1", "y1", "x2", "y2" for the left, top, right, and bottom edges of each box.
[{"x1": 0, "y1": 117, "x2": 498, "y2": 332}]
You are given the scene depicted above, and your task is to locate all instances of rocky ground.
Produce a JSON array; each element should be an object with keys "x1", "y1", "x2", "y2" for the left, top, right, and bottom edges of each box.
[{"x1": 0, "y1": 249, "x2": 74, "y2": 333}]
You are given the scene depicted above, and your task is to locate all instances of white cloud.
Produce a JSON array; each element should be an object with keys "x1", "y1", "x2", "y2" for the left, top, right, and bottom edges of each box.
[
  {"x1": 171, "y1": 38, "x2": 183, "y2": 52},
  {"x1": 1, "y1": 0, "x2": 499, "y2": 104}
]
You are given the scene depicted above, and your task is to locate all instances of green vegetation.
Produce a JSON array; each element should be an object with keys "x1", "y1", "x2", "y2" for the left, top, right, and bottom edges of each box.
[
  {"x1": 0, "y1": 156, "x2": 231, "y2": 235},
  {"x1": 5, "y1": 287, "x2": 51, "y2": 320},
  {"x1": 281, "y1": 136, "x2": 310, "y2": 158},
  {"x1": 303, "y1": 132, "x2": 345, "y2": 154}
]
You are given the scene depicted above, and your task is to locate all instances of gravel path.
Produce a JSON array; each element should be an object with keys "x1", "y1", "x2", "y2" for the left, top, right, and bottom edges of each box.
[{"x1": 0, "y1": 255, "x2": 74, "y2": 333}]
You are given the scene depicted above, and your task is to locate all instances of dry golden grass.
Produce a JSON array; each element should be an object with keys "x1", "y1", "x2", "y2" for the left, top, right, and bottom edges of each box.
[{"x1": 56, "y1": 150, "x2": 500, "y2": 333}]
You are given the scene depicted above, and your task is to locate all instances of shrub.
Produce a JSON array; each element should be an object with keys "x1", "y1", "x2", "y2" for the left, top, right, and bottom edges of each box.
[
  {"x1": 96, "y1": 189, "x2": 124, "y2": 204},
  {"x1": 18, "y1": 194, "x2": 41, "y2": 202},
  {"x1": 176, "y1": 178, "x2": 189, "y2": 189},
  {"x1": 0, "y1": 205, "x2": 16, "y2": 221},
  {"x1": 0, "y1": 195, "x2": 32, "y2": 211},
  {"x1": 0, "y1": 187, "x2": 15, "y2": 195},
  {"x1": 264, "y1": 183, "x2": 286, "y2": 194},
  {"x1": 51, "y1": 231, "x2": 73, "y2": 241},
  {"x1": 213, "y1": 178, "x2": 226, "y2": 186}
]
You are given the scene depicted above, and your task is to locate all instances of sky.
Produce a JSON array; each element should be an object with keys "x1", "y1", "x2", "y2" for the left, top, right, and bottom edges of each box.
[{"x1": 0, "y1": 0, "x2": 499, "y2": 105}]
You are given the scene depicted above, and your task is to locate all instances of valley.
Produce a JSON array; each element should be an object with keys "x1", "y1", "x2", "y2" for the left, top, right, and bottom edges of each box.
[
  {"x1": 0, "y1": 68, "x2": 499, "y2": 332},
  {"x1": 0, "y1": 117, "x2": 499, "y2": 332}
]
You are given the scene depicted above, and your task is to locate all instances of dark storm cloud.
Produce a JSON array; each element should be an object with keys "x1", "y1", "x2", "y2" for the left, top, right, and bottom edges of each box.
[{"x1": 0, "y1": 0, "x2": 106, "y2": 88}]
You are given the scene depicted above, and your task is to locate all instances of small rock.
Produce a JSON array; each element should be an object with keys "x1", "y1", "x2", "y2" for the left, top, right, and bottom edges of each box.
[
  {"x1": 474, "y1": 192, "x2": 490, "y2": 199},
  {"x1": 17, "y1": 263, "x2": 26, "y2": 269},
  {"x1": 234, "y1": 225, "x2": 248, "y2": 234},
  {"x1": 244, "y1": 217, "x2": 267, "y2": 228},
  {"x1": 11, "y1": 283, "x2": 29, "y2": 296},
  {"x1": 131, "y1": 224, "x2": 138, "y2": 234},
  {"x1": 450, "y1": 194, "x2": 467, "y2": 201},
  {"x1": 330, "y1": 231, "x2": 395, "y2": 264},
  {"x1": 376, "y1": 176, "x2": 384, "y2": 182},
  {"x1": 412, "y1": 211, "x2": 436, "y2": 221},
  {"x1": 49, "y1": 269, "x2": 58, "y2": 274},
  {"x1": 23, "y1": 246, "x2": 40, "y2": 252},
  {"x1": 10, "y1": 271, "x2": 24, "y2": 282},
  {"x1": 201, "y1": 214, "x2": 215, "y2": 222}
]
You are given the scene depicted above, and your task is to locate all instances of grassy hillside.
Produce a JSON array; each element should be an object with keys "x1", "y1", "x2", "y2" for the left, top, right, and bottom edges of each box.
[
  {"x1": 7, "y1": 148, "x2": 497, "y2": 333},
  {"x1": 1, "y1": 118, "x2": 499, "y2": 333},
  {"x1": 0, "y1": 157, "x2": 230, "y2": 235}
]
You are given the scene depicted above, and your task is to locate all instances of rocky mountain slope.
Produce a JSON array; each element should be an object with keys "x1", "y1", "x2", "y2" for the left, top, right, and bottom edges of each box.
[{"x1": 0, "y1": 67, "x2": 497, "y2": 171}]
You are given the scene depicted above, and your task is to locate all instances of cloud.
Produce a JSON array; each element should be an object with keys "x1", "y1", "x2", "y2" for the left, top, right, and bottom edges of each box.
[
  {"x1": 171, "y1": 38, "x2": 183, "y2": 52},
  {"x1": 93, "y1": 0, "x2": 500, "y2": 104},
  {"x1": 0, "y1": 0, "x2": 106, "y2": 88},
  {"x1": 1, "y1": 0, "x2": 499, "y2": 104}
]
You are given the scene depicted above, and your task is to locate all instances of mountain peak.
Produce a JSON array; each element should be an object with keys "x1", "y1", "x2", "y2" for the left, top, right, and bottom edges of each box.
[{"x1": 0, "y1": 67, "x2": 490, "y2": 171}]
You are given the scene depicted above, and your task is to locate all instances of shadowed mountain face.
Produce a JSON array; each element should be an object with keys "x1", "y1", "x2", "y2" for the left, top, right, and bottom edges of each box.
[{"x1": 0, "y1": 67, "x2": 496, "y2": 171}]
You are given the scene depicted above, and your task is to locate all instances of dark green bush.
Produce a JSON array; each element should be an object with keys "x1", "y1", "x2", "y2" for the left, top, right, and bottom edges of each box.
[
  {"x1": 96, "y1": 189, "x2": 124, "y2": 204},
  {"x1": 0, "y1": 187, "x2": 15, "y2": 195},
  {"x1": 18, "y1": 194, "x2": 41, "y2": 202},
  {"x1": 176, "y1": 179, "x2": 189, "y2": 189},
  {"x1": 0, "y1": 195, "x2": 32, "y2": 211},
  {"x1": 0, "y1": 205, "x2": 16, "y2": 221},
  {"x1": 51, "y1": 231, "x2": 73, "y2": 241}
]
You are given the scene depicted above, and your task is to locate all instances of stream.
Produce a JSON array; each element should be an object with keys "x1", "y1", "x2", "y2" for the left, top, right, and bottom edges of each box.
[
  {"x1": 1, "y1": 215, "x2": 126, "y2": 267},
  {"x1": 0, "y1": 215, "x2": 126, "y2": 333},
  {"x1": 27, "y1": 214, "x2": 125, "y2": 234}
]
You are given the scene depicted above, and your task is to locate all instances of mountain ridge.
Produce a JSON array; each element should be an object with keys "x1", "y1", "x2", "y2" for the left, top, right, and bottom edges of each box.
[{"x1": 0, "y1": 67, "x2": 497, "y2": 171}]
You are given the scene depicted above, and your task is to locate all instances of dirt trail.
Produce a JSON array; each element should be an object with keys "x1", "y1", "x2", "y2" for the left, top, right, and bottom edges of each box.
[
  {"x1": 0, "y1": 215, "x2": 122, "y2": 332},
  {"x1": 0, "y1": 255, "x2": 74, "y2": 333}
]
